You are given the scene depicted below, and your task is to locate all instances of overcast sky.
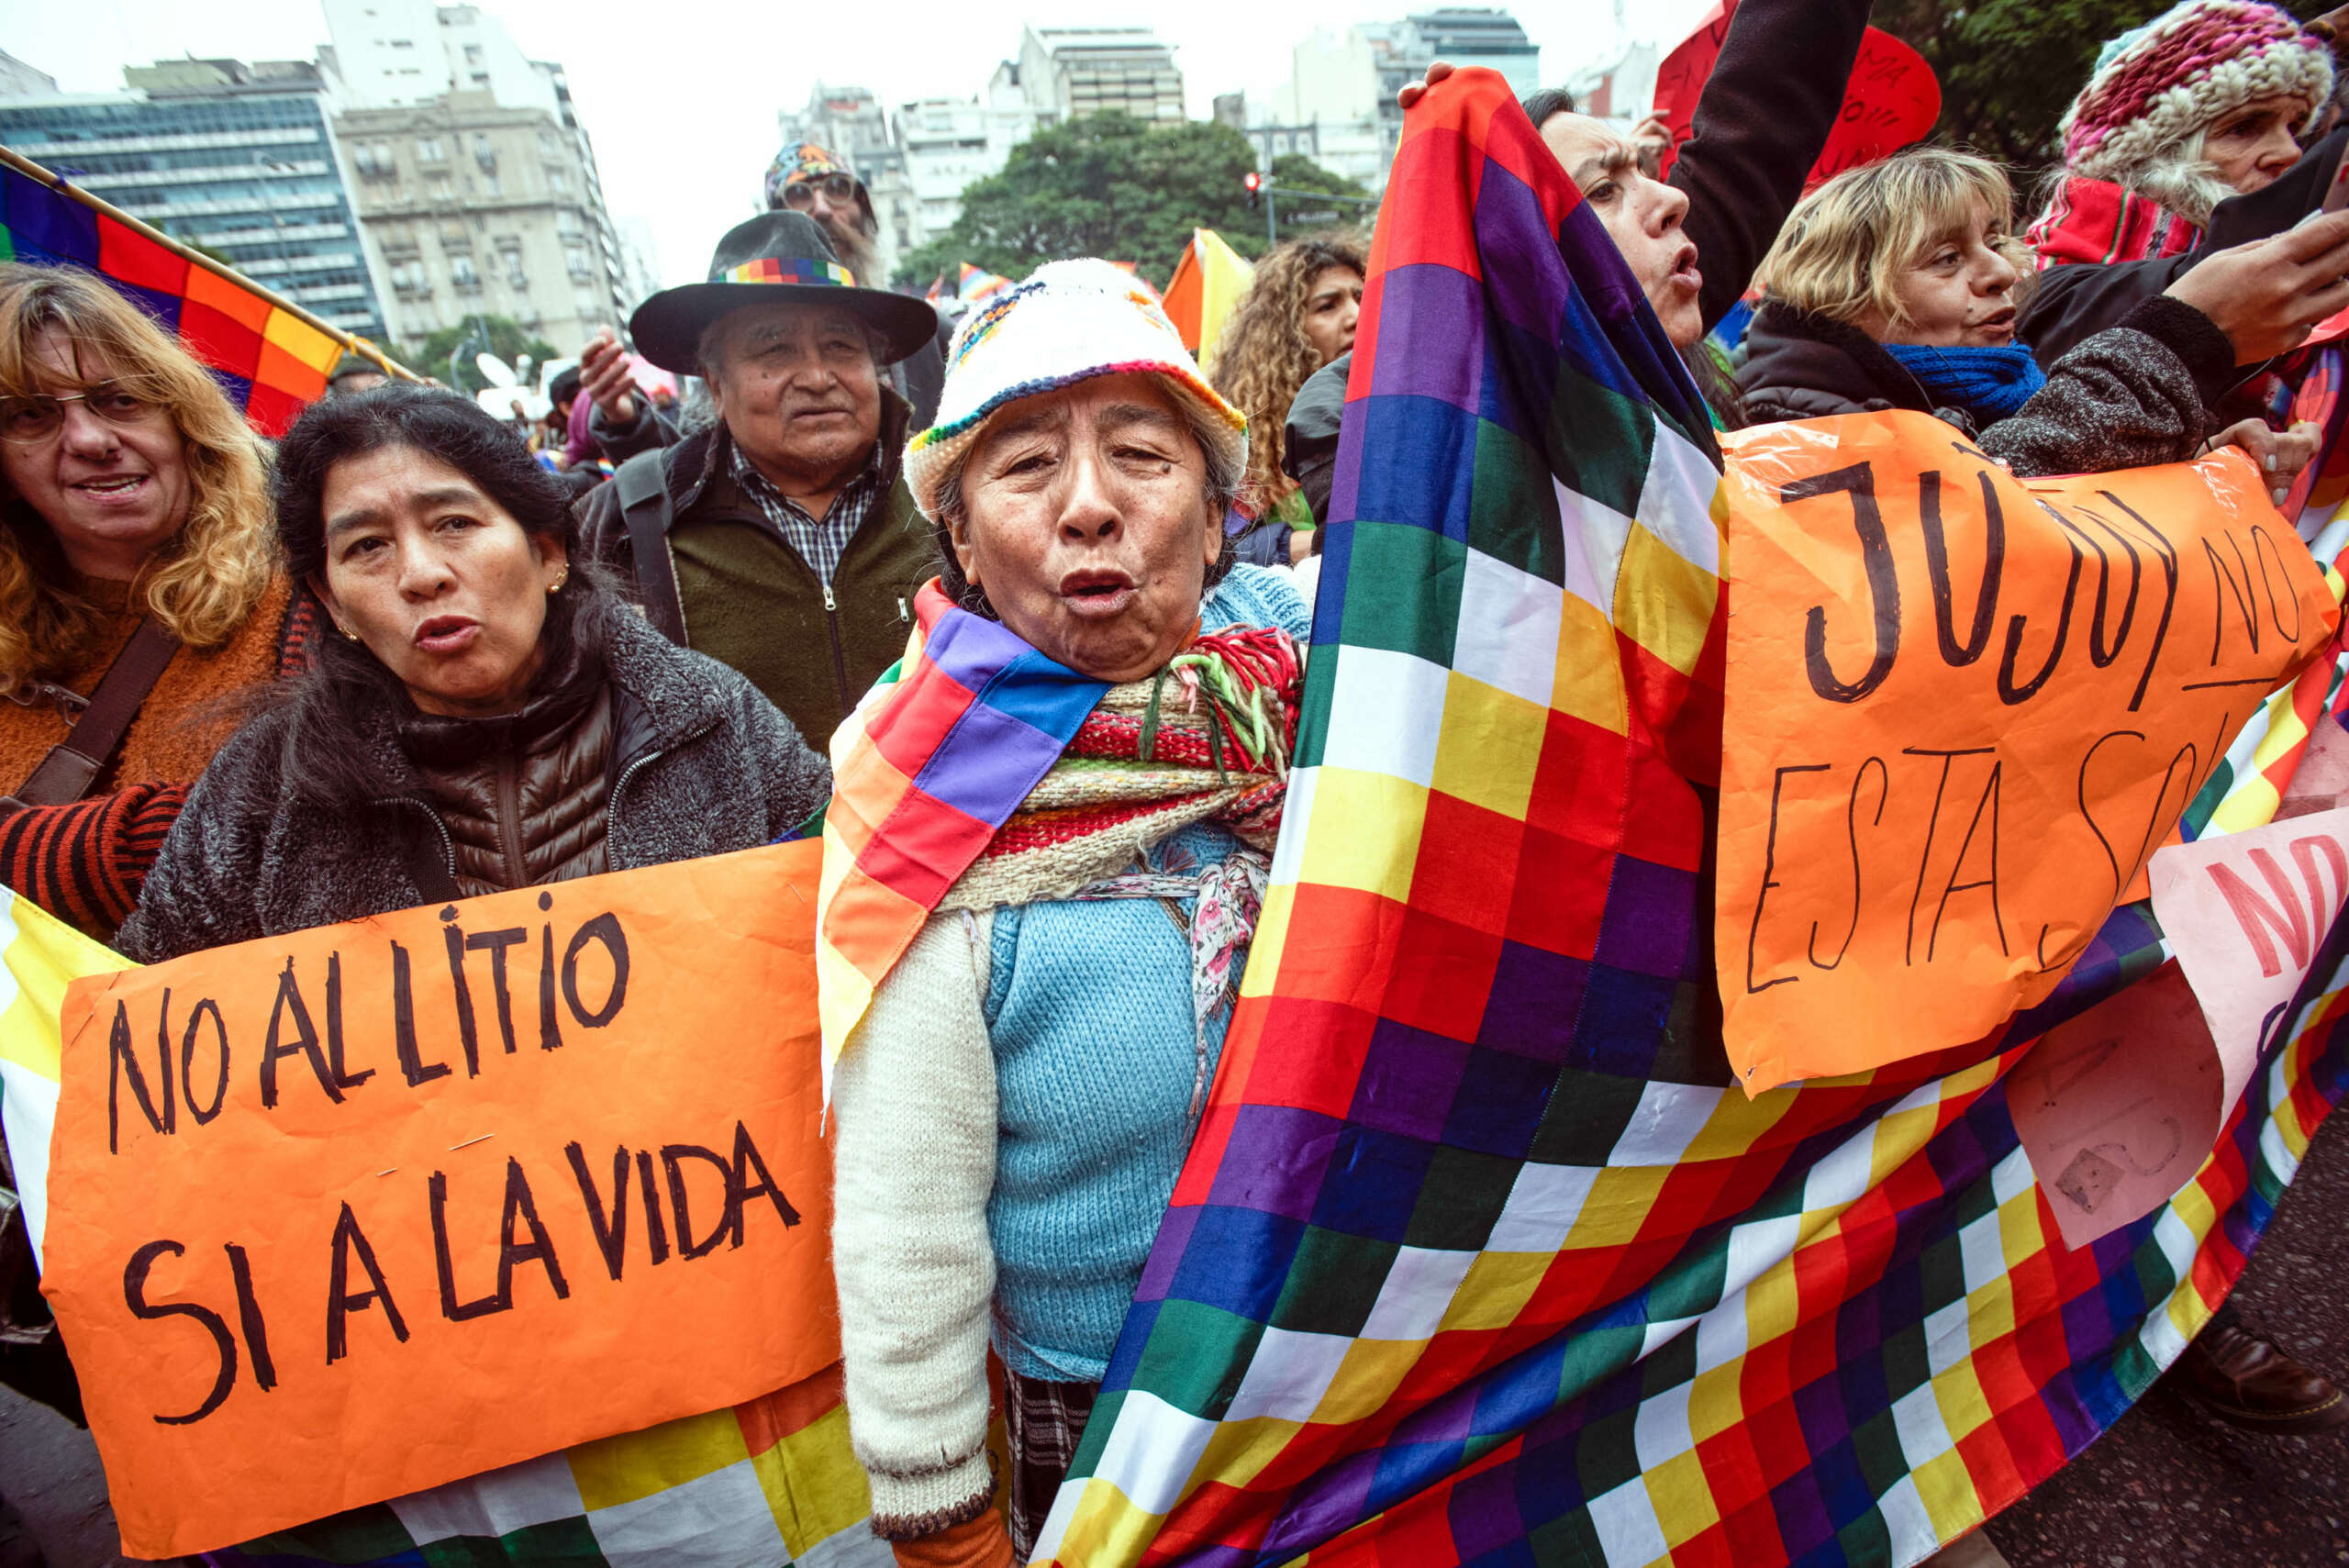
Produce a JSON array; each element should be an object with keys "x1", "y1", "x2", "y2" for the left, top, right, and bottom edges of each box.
[{"x1": 4, "y1": 0, "x2": 1711, "y2": 295}]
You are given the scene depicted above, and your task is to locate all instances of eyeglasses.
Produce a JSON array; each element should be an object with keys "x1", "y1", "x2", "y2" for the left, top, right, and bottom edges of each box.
[
  {"x1": 781, "y1": 172, "x2": 859, "y2": 208},
  {"x1": 0, "y1": 387, "x2": 161, "y2": 444}
]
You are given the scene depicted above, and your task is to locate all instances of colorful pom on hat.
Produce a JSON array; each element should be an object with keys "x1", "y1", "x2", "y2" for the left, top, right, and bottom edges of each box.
[
  {"x1": 903, "y1": 259, "x2": 1249, "y2": 521},
  {"x1": 2059, "y1": 0, "x2": 2332, "y2": 184}
]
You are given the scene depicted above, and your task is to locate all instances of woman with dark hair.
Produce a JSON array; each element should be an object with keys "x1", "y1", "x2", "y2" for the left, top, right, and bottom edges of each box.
[
  {"x1": 1208, "y1": 235, "x2": 1364, "y2": 564},
  {"x1": 117, "y1": 384, "x2": 829, "y2": 963}
]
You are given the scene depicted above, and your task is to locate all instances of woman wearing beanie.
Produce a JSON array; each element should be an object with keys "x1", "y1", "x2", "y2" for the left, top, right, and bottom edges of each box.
[
  {"x1": 828, "y1": 260, "x2": 1310, "y2": 1567},
  {"x1": 2028, "y1": 0, "x2": 2334, "y2": 266}
]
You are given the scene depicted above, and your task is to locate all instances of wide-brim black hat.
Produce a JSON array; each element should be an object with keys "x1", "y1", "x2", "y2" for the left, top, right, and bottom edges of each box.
[{"x1": 629, "y1": 211, "x2": 937, "y2": 376}]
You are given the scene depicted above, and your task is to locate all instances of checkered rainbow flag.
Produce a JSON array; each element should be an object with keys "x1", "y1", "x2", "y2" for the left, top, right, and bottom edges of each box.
[
  {"x1": 1026, "y1": 69, "x2": 2349, "y2": 1568},
  {"x1": 0, "y1": 147, "x2": 407, "y2": 437}
]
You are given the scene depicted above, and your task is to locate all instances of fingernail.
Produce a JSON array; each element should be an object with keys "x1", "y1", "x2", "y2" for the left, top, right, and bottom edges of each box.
[{"x1": 2266, "y1": 453, "x2": 2279, "y2": 471}]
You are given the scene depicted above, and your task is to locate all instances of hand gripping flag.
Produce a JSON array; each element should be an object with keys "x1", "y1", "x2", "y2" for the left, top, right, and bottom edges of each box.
[
  {"x1": 0, "y1": 147, "x2": 408, "y2": 436},
  {"x1": 1025, "y1": 70, "x2": 2349, "y2": 1568}
]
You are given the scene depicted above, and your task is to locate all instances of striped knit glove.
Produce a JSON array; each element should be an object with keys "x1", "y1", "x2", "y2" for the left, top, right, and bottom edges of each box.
[{"x1": 0, "y1": 782, "x2": 187, "y2": 940}]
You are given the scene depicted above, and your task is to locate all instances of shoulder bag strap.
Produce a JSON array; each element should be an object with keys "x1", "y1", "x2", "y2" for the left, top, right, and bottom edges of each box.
[
  {"x1": 14, "y1": 617, "x2": 183, "y2": 806},
  {"x1": 614, "y1": 451, "x2": 686, "y2": 645}
]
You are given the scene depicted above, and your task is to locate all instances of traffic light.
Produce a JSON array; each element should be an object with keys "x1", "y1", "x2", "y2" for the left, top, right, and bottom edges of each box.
[{"x1": 1244, "y1": 170, "x2": 1261, "y2": 211}]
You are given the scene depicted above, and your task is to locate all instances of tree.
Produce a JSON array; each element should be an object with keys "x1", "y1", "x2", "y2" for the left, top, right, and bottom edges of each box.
[
  {"x1": 1265, "y1": 154, "x2": 1376, "y2": 244},
  {"x1": 397, "y1": 315, "x2": 560, "y2": 395},
  {"x1": 896, "y1": 113, "x2": 1273, "y2": 290},
  {"x1": 1875, "y1": 0, "x2": 2336, "y2": 172}
]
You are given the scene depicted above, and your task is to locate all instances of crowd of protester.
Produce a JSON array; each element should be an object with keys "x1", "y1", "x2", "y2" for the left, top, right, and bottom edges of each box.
[{"x1": 5, "y1": 0, "x2": 2349, "y2": 1562}]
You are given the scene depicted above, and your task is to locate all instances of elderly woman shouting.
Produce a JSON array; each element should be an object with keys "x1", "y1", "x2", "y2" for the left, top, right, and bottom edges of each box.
[
  {"x1": 829, "y1": 261, "x2": 1311, "y2": 1566},
  {"x1": 117, "y1": 384, "x2": 829, "y2": 965}
]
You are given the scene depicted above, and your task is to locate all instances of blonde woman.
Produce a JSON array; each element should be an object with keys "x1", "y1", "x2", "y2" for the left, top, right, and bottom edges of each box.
[
  {"x1": 0, "y1": 264, "x2": 301, "y2": 940},
  {"x1": 1208, "y1": 235, "x2": 1364, "y2": 562},
  {"x1": 1734, "y1": 147, "x2": 2318, "y2": 484}
]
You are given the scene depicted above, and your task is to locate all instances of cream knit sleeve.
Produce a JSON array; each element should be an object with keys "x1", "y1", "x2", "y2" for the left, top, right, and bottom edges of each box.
[{"x1": 832, "y1": 908, "x2": 1001, "y2": 1539}]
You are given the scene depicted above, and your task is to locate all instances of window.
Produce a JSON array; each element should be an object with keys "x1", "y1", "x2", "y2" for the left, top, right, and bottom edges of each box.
[
  {"x1": 499, "y1": 244, "x2": 527, "y2": 286},
  {"x1": 463, "y1": 44, "x2": 484, "y2": 65},
  {"x1": 472, "y1": 133, "x2": 495, "y2": 170},
  {"x1": 415, "y1": 137, "x2": 444, "y2": 163},
  {"x1": 547, "y1": 168, "x2": 567, "y2": 195},
  {"x1": 449, "y1": 253, "x2": 479, "y2": 289},
  {"x1": 391, "y1": 258, "x2": 429, "y2": 294},
  {"x1": 536, "y1": 128, "x2": 560, "y2": 159},
  {"x1": 564, "y1": 242, "x2": 594, "y2": 282}
]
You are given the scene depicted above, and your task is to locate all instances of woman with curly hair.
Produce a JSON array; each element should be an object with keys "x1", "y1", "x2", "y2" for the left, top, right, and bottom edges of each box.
[
  {"x1": 0, "y1": 264, "x2": 305, "y2": 941},
  {"x1": 1209, "y1": 235, "x2": 1364, "y2": 565}
]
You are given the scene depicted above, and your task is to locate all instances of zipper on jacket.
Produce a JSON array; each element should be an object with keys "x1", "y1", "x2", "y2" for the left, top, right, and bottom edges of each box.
[
  {"x1": 495, "y1": 751, "x2": 527, "y2": 891},
  {"x1": 606, "y1": 746, "x2": 665, "y2": 858},
  {"x1": 382, "y1": 796, "x2": 459, "y2": 885},
  {"x1": 821, "y1": 577, "x2": 850, "y2": 711}
]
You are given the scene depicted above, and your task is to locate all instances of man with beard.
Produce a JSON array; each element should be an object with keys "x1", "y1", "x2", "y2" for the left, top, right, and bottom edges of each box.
[
  {"x1": 766, "y1": 143, "x2": 950, "y2": 428},
  {"x1": 574, "y1": 210, "x2": 941, "y2": 745}
]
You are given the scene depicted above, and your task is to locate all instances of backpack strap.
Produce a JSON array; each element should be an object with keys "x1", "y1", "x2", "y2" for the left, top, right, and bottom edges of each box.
[
  {"x1": 13, "y1": 617, "x2": 183, "y2": 805},
  {"x1": 614, "y1": 450, "x2": 686, "y2": 645}
]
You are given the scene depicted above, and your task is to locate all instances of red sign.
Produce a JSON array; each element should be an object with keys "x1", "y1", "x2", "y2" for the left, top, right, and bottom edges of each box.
[{"x1": 1653, "y1": 6, "x2": 1941, "y2": 190}]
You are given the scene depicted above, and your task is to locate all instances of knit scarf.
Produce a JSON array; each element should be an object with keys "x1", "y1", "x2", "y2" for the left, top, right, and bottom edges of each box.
[
  {"x1": 1882, "y1": 341, "x2": 2052, "y2": 423},
  {"x1": 816, "y1": 578, "x2": 1302, "y2": 1092},
  {"x1": 2022, "y1": 172, "x2": 2201, "y2": 269}
]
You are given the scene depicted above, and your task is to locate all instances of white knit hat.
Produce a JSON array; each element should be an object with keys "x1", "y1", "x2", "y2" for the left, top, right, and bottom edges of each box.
[
  {"x1": 903, "y1": 258, "x2": 1248, "y2": 521},
  {"x1": 2060, "y1": 0, "x2": 2332, "y2": 201}
]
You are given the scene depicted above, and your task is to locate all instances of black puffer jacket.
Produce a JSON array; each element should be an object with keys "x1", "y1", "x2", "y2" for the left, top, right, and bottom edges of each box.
[
  {"x1": 117, "y1": 600, "x2": 829, "y2": 963},
  {"x1": 1734, "y1": 295, "x2": 2235, "y2": 477}
]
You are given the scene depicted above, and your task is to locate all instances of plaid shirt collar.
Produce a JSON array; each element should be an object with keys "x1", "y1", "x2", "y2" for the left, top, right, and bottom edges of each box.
[{"x1": 727, "y1": 431, "x2": 888, "y2": 588}]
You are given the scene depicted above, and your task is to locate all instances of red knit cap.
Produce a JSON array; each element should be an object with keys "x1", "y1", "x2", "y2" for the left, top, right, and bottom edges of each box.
[{"x1": 2060, "y1": 0, "x2": 2332, "y2": 179}]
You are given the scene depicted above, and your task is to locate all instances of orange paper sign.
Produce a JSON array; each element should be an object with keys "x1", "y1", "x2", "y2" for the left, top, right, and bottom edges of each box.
[
  {"x1": 40, "y1": 842, "x2": 834, "y2": 1560},
  {"x1": 1717, "y1": 413, "x2": 2339, "y2": 1091}
]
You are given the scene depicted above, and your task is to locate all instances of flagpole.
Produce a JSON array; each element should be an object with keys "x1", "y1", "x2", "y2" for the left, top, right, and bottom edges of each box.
[{"x1": 0, "y1": 143, "x2": 421, "y2": 381}]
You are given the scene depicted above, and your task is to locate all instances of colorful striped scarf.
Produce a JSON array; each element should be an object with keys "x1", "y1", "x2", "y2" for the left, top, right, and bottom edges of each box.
[
  {"x1": 817, "y1": 581, "x2": 1300, "y2": 1094},
  {"x1": 2024, "y1": 172, "x2": 2201, "y2": 269}
]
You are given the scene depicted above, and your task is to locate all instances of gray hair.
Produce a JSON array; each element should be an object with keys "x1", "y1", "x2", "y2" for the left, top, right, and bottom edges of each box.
[{"x1": 929, "y1": 384, "x2": 1242, "y2": 617}]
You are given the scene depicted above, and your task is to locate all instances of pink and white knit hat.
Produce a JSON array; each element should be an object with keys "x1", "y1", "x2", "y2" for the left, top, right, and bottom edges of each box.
[
  {"x1": 2059, "y1": 0, "x2": 2332, "y2": 183},
  {"x1": 904, "y1": 259, "x2": 1248, "y2": 521}
]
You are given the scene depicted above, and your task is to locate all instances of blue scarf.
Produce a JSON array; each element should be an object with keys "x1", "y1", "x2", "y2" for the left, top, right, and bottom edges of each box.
[{"x1": 1881, "y1": 342, "x2": 2049, "y2": 422}]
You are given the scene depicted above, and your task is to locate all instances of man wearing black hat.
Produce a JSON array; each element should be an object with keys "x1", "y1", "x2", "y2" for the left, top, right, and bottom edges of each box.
[{"x1": 575, "y1": 211, "x2": 941, "y2": 747}]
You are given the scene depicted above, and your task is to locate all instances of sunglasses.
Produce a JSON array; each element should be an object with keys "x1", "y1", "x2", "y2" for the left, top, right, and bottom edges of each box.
[
  {"x1": 781, "y1": 172, "x2": 859, "y2": 208},
  {"x1": 0, "y1": 386, "x2": 161, "y2": 444}
]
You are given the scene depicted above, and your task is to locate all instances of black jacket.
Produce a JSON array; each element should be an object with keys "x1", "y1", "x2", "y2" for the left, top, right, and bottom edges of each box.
[
  {"x1": 2018, "y1": 129, "x2": 2349, "y2": 395},
  {"x1": 1672, "y1": 0, "x2": 1872, "y2": 331},
  {"x1": 573, "y1": 391, "x2": 937, "y2": 747},
  {"x1": 117, "y1": 606, "x2": 828, "y2": 963},
  {"x1": 1735, "y1": 295, "x2": 2234, "y2": 477}
]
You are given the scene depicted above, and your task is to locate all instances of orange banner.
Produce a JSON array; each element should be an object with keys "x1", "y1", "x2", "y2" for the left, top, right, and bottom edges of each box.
[
  {"x1": 40, "y1": 842, "x2": 833, "y2": 1560},
  {"x1": 1717, "y1": 413, "x2": 2340, "y2": 1091}
]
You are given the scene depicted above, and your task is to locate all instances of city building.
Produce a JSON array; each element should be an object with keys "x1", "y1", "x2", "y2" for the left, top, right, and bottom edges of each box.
[
  {"x1": 1242, "y1": 7, "x2": 1538, "y2": 191},
  {"x1": 1016, "y1": 27, "x2": 1184, "y2": 125},
  {"x1": 1562, "y1": 41, "x2": 1660, "y2": 121},
  {"x1": 896, "y1": 63, "x2": 1039, "y2": 249},
  {"x1": 0, "y1": 56, "x2": 392, "y2": 340},
  {"x1": 321, "y1": 0, "x2": 634, "y2": 352},
  {"x1": 0, "y1": 50, "x2": 58, "y2": 100},
  {"x1": 335, "y1": 90, "x2": 624, "y2": 353}
]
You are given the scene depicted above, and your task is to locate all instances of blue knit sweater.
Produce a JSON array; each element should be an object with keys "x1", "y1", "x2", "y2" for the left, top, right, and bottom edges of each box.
[{"x1": 981, "y1": 564, "x2": 1309, "y2": 1382}]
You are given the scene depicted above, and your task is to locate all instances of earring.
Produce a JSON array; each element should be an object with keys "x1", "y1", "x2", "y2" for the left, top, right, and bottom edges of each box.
[
  {"x1": 548, "y1": 568, "x2": 570, "y2": 595},
  {"x1": 339, "y1": 626, "x2": 360, "y2": 641}
]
